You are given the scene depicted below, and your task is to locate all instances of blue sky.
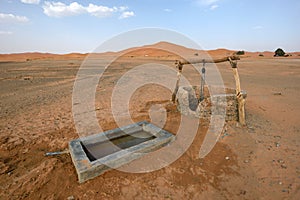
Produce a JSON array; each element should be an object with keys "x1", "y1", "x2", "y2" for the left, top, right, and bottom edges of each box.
[{"x1": 0, "y1": 0, "x2": 299, "y2": 53}]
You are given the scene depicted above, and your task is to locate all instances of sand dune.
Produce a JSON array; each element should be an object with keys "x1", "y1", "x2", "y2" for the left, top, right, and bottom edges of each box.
[{"x1": 1, "y1": 42, "x2": 298, "y2": 62}]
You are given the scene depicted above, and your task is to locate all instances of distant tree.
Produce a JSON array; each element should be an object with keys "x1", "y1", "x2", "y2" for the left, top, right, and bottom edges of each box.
[
  {"x1": 259, "y1": 54, "x2": 264, "y2": 57},
  {"x1": 194, "y1": 53, "x2": 199, "y2": 56},
  {"x1": 274, "y1": 48, "x2": 285, "y2": 57},
  {"x1": 236, "y1": 50, "x2": 245, "y2": 55}
]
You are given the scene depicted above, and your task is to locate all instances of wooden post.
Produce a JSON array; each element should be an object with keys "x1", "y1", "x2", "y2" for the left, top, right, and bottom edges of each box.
[
  {"x1": 237, "y1": 92, "x2": 246, "y2": 125},
  {"x1": 229, "y1": 57, "x2": 246, "y2": 125},
  {"x1": 172, "y1": 61, "x2": 183, "y2": 103}
]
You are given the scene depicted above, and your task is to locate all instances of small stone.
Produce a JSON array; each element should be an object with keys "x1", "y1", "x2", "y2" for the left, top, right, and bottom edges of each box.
[
  {"x1": 278, "y1": 159, "x2": 284, "y2": 164},
  {"x1": 23, "y1": 76, "x2": 32, "y2": 81},
  {"x1": 275, "y1": 142, "x2": 280, "y2": 147},
  {"x1": 67, "y1": 196, "x2": 75, "y2": 200},
  {"x1": 279, "y1": 181, "x2": 282, "y2": 185},
  {"x1": 22, "y1": 148, "x2": 29, "y2": 154},
  {"x1": 281, "y1": 164, "x2": 287, "y2": 169},
  {"x1": 244, "y1": 160, "x2": 249, "y2": 163},
  {"x1": 225, "y1": 156, "x2": 230, "y2": 160},
  {"x1": 248, "y1": 127, "x2": 255, "y2": 133},
  {"x1": 240, "y1": 190, "x2": 247, "y2": 195}
]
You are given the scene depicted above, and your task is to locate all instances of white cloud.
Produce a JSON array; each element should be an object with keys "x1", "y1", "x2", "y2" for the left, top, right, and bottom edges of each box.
[
  {"x1": 164, "y1": 8, "x2": 172, "y2": 12},
  {"x1": 119, "y1": 11, "x2": 135, "y2": 19},
  {"x1": 43, "y1": 1, "x2": 131, "y2": 18},
  {"x1": 210, "y1": 4, "x2": 219, "y2": 10},
  {"x1": 0, "y1": 31, "x2": 13, "y2": 35},
  {"x1": 0, "y1": 13, "x2": 29, "y2": 23},
  {"x1": 119, "y1": 6, "x2": 129, "y2": 12},
  {"x1": 87, "y1": 4, "x2": 118, "y2": 17},
  {"x1": 198, "y1": 0, "x2": 219, "y2": 6},
  {"x1": 43, "y1": 2, "x2": 85, "y2": 17},
  {"x1": 253, "y1": 25, "x2": 263, "y2": 30},
  {"x1": 21, "y1": 0, "x2": 40, "y2": 4},
  {"x1": 196, "y1": 0, "x2": 220, "y2": 10}
]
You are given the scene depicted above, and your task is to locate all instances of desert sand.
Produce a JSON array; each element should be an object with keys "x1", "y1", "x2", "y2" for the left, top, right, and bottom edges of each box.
[{"x1": 0, "y1": 43, "x2": 299, "y2": 199}]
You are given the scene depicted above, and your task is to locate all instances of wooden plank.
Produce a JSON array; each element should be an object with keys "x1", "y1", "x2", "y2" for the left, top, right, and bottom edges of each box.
[{"x1": 177, "y1": 55, "x2": 240, "y2": 65}]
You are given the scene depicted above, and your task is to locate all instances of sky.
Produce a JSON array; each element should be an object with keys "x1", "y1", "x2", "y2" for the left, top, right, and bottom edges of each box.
[{"x1": 0, "y1": 0, "x2": 299, "y2": 53}]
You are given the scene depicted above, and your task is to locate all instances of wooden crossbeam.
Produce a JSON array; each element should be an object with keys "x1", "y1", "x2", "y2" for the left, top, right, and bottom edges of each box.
[{"x1": 176, "y1": 55, "x2": 240, "y2": 65}]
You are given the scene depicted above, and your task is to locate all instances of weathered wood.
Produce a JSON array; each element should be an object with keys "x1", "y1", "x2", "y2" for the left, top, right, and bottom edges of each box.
[
  {"x1": 177, "y1": 55, "x2": 240, "y2": 66},
  {"x1": 232, "y1": 68, "x2": 241, "y2": 95},
  {"x1": 172, "y1": 63, "x2": 183, "y2": 103},
  {"x1": 229, "y1": 57, "x2": 246, "y2": 125},
  {"x1": 172, "y1": 71, "x2": 182, "y2": 102},
  {"x1": 237, "y1": 92, "x2": 246, "y2": 125}
]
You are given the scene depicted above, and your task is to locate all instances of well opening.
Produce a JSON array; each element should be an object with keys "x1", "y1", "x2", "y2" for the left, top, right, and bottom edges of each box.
[{"x1": 176, "y1": 85, "x2": 242, "y2": 121}]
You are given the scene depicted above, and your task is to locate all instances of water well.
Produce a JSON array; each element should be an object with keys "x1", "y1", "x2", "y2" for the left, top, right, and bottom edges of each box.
[{"x1": 176, "y1": 85, "x2": 247, "y2": 121}]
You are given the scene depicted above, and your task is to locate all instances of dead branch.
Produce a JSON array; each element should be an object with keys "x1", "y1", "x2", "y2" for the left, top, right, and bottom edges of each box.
[{"x1": 176, "y1": 55, "x2": 240, "y2": 66}]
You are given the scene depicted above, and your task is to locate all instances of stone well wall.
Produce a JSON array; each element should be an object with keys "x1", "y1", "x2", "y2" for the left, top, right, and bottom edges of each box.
[{"x1": 176, "y1": 85, "x2": 240, "y2": 121}]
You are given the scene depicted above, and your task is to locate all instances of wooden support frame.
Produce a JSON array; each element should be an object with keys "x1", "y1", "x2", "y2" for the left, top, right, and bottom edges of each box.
[
  {"x1": 228, "y1": 57, "x2": 246, "y2": 125},
  {"x1": 172, "y1": 55, "x2": 246, "y2": 125}
]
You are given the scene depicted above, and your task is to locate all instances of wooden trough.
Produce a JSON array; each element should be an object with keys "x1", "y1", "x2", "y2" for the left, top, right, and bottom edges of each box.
[{"x1": 69, "y1": 121, "x2": 175, "y2": 183}]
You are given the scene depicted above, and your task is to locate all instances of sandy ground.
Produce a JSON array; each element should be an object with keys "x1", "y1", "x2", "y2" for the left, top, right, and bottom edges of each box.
[{"x1": 0, "y1": 47, "x2": 299, "y2": 199}]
